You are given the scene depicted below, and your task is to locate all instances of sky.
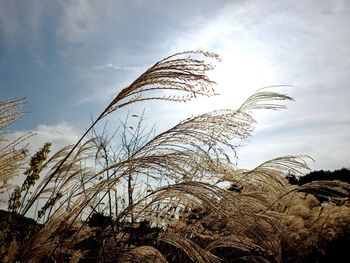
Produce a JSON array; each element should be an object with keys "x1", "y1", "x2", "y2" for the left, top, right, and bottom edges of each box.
[{"x1": 1, "y1": 0, "x2": 349, "y2": 172}]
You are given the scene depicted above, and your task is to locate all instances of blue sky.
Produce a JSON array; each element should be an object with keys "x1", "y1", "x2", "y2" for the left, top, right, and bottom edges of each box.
[{"x1": 1, "y1": 0, "x2": 349, "y2": 171}]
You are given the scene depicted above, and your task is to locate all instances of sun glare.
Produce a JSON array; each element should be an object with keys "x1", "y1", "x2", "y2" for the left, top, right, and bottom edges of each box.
[{"x1": 188, "y1": 50, "x2": 277, "y2": 114}]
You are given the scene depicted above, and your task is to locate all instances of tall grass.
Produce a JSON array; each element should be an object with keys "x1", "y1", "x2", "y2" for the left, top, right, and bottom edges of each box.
[
  {"x1": 0, "y1": 98, "x2": 29, "y2": 195},
  {"x1": 0, "y1": 51, "x2": 349, "y2": 262}
]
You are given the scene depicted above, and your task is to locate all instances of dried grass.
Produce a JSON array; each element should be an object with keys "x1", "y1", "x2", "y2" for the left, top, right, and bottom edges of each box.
[
  {"x1": 159, "y1": 232, "x2": 221, "y2": 263},
  {"x1": 1, "y1": 51, "x2": 349, "y2": 263},
  {"x1": 120, "y1": 246, "x2": 168, "y2": 263},
  {"x1": 0, "y1": 98, "x2": 29, "y2": 194}
]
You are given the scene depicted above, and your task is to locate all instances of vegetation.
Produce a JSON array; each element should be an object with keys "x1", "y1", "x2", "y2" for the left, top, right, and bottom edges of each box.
[
  {"x1": 0, "y1": 51, "x2": 349, "y2": 262},
  {"x1": 287, "y1": 168, "x2": 350, "y2": 185}
]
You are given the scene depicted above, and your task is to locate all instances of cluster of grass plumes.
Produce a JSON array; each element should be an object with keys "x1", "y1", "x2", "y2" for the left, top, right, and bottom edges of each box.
[
  {"x1": 0, "y1": 98, "x2": 36, "y2": 261},
  {"x1": 0, "y1": 51, "x2": 349, "y2": 262},
  {"x1": 19, "y1": 50, "x2": 221, "y2": 219},
  {"x1": 0, "y1": 98, "x2": 26, "y2": 130},
  {"x1": 279, "y1": 192, "x2": 350, "y2": 262},
  {"x1": 0, "y1": 98, "x2": 29, "y2": 195}
]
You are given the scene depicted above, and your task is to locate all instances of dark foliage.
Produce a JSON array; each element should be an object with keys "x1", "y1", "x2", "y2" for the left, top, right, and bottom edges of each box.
[
  {"x1": 0, "y1": 209, "x2": 40, "y2": 244},
  {"x1": 287, "y1": 168, "x2": 350, "y2": 204},
  {"x1": 287, "y1": 168, "x2": 350, "y2": 185},
  {"x1": 87, "y1": 212, "x2": 113, "y2": 228}
]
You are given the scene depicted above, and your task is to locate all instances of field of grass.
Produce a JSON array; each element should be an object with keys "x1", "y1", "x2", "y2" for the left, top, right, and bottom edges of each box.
[{"x1": 0, "y1": 51, "x2": 349, "y2": 263}]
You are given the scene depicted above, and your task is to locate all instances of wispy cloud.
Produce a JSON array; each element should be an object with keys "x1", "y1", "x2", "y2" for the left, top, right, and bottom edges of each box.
[
  {"x1": 57, "y1": 0, "x2": 97, "y2": 44},
  {"x1": 93, "y1": 63, "x2": 142, "y2": 71},
  {"x1": 0, "y1": 0, "x2": 45, "y2": 50},
  {"x1": 56, "y1": 0, "x2": 122, "y2": 45},
  {"x1": 237, "y1": 118, "x2": 350, "y2": 171}
]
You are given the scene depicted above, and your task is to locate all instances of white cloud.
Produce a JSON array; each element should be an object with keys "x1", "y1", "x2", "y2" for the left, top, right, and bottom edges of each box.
[{"x1": 5, "y1": 122, "x2": 80, "y2": 155}]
